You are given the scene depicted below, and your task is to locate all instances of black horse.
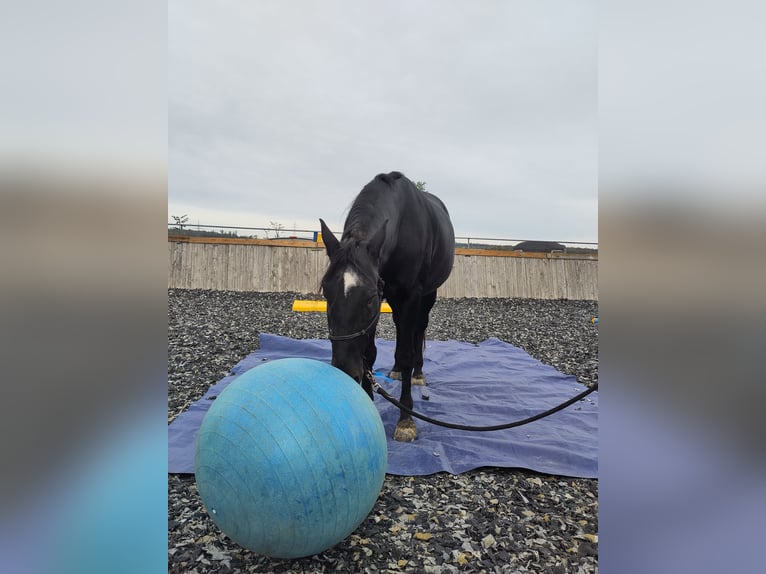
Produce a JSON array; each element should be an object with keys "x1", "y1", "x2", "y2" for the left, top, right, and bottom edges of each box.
[{"x1": 320, "y1": 171, "x2": 455, "y2": 442}]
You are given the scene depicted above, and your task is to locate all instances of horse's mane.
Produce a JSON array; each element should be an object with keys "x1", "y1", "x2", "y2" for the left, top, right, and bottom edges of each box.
[
  {"x1": 321, "y1": 172, "x2": 406, "y2": 290},
  {"x1": 342, "y1": 172, "x2": 403, "y2": 241}
]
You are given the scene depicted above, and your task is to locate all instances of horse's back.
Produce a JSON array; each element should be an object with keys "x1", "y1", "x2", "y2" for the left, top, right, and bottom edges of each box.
[{"x1": 372, "y1": 173, "x2": 454, "y2": 293}]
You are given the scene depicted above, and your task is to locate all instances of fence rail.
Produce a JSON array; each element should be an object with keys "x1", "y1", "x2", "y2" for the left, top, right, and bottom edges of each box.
[
  {"x1": 168, "y1": 235, "x2": 598, "y2": 300},
  {"x1": 167, "y1": 223, "x2": 598, "y2": 250}
]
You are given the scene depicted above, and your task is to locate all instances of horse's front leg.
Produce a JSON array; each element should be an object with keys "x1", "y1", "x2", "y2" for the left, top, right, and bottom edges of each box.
[
  {"x1": 391, "y1": 302, "x2": 418, "y2": 442},
  {"x1": 392, "y1": 353, "x2": 417, "y2": 441}
]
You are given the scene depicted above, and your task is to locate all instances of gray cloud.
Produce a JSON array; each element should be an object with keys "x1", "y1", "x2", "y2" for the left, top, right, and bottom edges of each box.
[{"x1": 169, "y1": 0, "x2": 596, "y2": 242}]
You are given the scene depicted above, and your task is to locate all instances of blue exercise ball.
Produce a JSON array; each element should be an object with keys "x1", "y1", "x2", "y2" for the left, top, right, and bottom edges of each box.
[{"x1": 194, "y1": 358, "x2": 387, "y2": 559}]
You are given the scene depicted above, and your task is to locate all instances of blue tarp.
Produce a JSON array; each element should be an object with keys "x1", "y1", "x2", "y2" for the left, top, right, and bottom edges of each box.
[{"x1": 168, "y1": 334, "x2": 598, "y2": 478}]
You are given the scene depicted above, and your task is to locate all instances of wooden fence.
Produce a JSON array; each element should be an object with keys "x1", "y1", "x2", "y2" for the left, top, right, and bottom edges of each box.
[{"x1": 167, "y1": 236, "x2": 598, "y2": 300}]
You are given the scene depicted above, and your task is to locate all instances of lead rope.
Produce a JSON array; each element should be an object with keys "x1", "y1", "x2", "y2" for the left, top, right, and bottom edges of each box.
[{"x1": 366, "y1": 370, "x2": 597, "y2": 432}]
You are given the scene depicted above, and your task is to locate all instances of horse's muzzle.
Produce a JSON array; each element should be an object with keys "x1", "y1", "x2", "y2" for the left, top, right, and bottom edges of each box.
[{"x1": 331, "y1": 359, "x2": 363, "y2": 386}]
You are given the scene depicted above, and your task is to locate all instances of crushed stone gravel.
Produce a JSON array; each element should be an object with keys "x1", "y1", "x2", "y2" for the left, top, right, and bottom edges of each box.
[{"x1": 169, "y1": 289, "x2": 598, "y2": 573}]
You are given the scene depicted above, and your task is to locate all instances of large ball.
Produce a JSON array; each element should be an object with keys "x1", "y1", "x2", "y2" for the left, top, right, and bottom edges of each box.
[{"x1": 194, "y1": 358, "x2": 387, "y2": 558}]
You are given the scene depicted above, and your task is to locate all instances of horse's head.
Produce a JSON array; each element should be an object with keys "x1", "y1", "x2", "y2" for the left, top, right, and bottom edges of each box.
[{"x1": 319, "y1": 219, "x2": 387, "y2": 391}]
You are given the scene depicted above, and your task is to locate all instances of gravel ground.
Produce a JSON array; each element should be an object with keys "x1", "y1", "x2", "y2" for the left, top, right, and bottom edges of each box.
[{"x1": 169, "y1": 289, "x2": 599, "y2": 573}]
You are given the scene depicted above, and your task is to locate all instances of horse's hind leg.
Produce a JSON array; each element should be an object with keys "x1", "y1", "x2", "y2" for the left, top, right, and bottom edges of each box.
[
  {"x1": 390, "y1": 291, "x2": 436, "y2": 383},
  {"x1": 388, "y1": 303, "x2": 403, "y2": 380},
  {"x1": 411, "y1": 321, "x2": 426, "y2": 385},
  {"x1": 412, "y1": 291, "x2": 436, "y2": 385}
]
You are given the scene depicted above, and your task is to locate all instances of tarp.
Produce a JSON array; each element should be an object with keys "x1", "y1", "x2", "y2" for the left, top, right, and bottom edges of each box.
[{"x1": 168, "y1": 334, "x2": 598, "y2": 478}]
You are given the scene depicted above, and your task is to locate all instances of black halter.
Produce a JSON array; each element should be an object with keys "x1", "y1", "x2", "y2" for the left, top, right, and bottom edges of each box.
[
  {"x1": 327, "y1": 278, "x2": 384, "y2": 341},
  {"x1": 327, "y1": 310, "x2": 380, "y2": 341}
]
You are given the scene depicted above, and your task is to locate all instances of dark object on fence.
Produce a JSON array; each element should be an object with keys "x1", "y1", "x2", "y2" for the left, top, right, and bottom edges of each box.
[{"x1": 513, "y1": 240, "x2": 567, "y2": 253}]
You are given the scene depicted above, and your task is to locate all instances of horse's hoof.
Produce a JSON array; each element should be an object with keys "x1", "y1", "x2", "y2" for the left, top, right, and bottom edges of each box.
[
  {"x1": 389, "y1": 370, "x2": 402, "y2": 381},
  {"x1": 412, "y1": 374, "x2": 426, "y2": 386},
  {"x1": 393, "y1": 419, "x2": 418, "y2": 442}
]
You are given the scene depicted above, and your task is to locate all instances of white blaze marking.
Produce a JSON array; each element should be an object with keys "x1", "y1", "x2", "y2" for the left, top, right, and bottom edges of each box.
[{"x1": 342, "y1": 269, "x2": 360, "y2": 297}]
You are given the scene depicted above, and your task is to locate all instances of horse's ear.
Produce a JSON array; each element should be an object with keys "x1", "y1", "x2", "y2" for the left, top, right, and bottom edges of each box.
[
  {"x1": 319, "y1": 219, "x2": 340, "y2": 258},
  {"x1": 367, "y1": 219, "x2": 388, "y2": 261}
]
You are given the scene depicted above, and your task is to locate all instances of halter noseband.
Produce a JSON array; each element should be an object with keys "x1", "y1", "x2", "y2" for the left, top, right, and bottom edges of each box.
[
  {"x1": 327, "y1": 278, "x2": 384, "y2": 341},
  {"x1": 327, "y1": 310, "x2": 380, "y2": 341}
]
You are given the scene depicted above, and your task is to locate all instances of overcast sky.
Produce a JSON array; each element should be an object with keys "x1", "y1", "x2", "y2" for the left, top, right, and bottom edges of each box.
[{"x1": 169, "y1": 1, "x2": 596, "y2": 243}]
